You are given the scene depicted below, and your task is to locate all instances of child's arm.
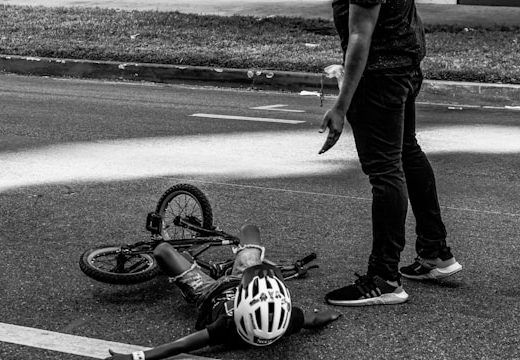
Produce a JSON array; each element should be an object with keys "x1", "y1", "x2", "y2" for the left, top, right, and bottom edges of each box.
[
  {"x1": 303, "y1": 309, "x2": 341, "y2": 329},
  {"x1": 105, "y1": 329, "x2": 211, "y2": 360}
]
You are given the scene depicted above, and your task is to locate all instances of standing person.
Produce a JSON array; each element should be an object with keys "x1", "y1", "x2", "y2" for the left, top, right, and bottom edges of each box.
[{"x1": 319, "y1": 0, "x2": 462, "y2": 306}]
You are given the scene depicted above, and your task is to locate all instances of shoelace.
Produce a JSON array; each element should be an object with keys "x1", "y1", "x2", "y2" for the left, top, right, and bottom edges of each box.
[
  {"x1": 414, "y1": 257, "x2": 436, "y2": 269},
  {"x1": 353, "y1": 272, "x2": 372, "y2": 284},
  {"x1": 353, "y1": 273, "x2": 382, "y2": 298}
]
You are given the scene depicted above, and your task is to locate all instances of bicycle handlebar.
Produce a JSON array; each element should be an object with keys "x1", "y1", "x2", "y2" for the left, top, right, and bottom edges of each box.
[{"x1": 297, "y1": 252, "x2": 317, "y2": 266}]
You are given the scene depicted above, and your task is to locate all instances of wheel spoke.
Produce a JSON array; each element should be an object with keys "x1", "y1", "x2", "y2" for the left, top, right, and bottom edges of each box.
[
  {"x1": 127, "y1": 260, "x2": 151, "y2": 273},
  {"x1": 160, "y1": 190, "x2": 205, "y2": 240},
  {"x1": 92, "y1": 252, "x2": 152, "y2": 274}
]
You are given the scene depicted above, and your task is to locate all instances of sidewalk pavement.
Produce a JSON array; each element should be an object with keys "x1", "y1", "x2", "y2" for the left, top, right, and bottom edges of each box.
[{"x1": 5, "y1": 0, "x2": 520, "y2": 27}]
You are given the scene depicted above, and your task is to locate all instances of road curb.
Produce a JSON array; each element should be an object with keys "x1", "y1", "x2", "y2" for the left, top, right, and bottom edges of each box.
[{"x1": 1, "y1": 54, "x2": 519, "y2": 106}]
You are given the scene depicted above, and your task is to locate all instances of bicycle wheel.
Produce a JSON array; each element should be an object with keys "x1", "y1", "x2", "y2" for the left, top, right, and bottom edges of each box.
[
  {"x1": 155, "y1": 184, "x2": 213, "y2": 240},
  {"x1": 79, "y1": 245, "x2": 160, "y2": 285}
]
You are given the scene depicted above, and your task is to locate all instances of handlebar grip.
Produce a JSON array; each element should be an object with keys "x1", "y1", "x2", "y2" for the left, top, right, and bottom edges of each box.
[{"x1": 298, "y1": 252, "x2": 317, "y2": 266}]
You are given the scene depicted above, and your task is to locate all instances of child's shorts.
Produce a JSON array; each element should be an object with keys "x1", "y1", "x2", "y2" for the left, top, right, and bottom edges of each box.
[{"x1": 171, "y1": 244, "x2": 264, "y2": 307}]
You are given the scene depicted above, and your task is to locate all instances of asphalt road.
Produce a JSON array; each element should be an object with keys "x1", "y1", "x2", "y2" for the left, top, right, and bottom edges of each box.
[{"x1": 0, "y1": 74, "x2": 519, "y2": 360}]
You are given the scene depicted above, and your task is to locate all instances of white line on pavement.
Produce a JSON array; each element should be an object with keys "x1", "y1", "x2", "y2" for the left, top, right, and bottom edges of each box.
[
  {"x1": 417, "y1": 102, "x2": 481, "y2": 108},
  {"x1": 190, "y1": 113, "x2": 305, "y2": 124},
  {"x1": 0, "y1": 322, "x2": 150, "y2": 359},
  {"x1": 251, "y1": 104, "x2": 305, "y2": 113},
  {"x1": 417, "y1": 102, "x2": 520, "y2": 111},
  {"x1": 483, "y1": 105, "x2": 520, "y2": 111}
]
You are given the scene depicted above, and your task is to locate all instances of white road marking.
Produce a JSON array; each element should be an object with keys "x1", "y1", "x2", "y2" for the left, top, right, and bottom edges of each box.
[
  {"x1": 0, "y1": 322, "x2": 150, "y2": 359},
  {"x1": 417, "y1": 102, "x2": 520, "y2": 112},
  {"x1": 251, "y1": 104, "x2": 305, "y2": 113},
  {"x1": 483, "y1": 106, "x2": 508, "y2": 110},
  {"x1": 300, "y1": 91, "x2": 321, "y2": 97},
  {"x1": 417, "y1": 102, "x2": 481, "y2": 108},
  {"x1": 190, "y1": 113, "x2": 305, "y2": 124},
  {"x1": 483, "y1": 105, "x2": 520, "y2": 111}
]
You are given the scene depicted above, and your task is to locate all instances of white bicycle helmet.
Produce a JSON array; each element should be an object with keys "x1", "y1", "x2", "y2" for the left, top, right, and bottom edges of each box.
[{"x1": 234, "y1": 263, "x2": 292, "y2": 346}]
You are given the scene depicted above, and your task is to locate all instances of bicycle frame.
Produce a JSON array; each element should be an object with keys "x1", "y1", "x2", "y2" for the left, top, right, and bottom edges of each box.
[
  {"x1": 143, "y1": 211, "x2": 241, "y2": 278},
  {"x1": 145, "y1": 212, "x2": 317, "y2": 280}
]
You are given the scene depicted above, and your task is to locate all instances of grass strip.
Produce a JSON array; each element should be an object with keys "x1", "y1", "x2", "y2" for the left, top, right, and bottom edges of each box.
[{"x1": 0, "y1": 5, "x2": 519, "y2": 84}]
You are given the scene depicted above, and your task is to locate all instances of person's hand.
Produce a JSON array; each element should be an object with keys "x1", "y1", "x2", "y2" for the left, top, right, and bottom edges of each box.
[
  {"x1": 104, "y1": 349, "x2": 132, "y2": 360},
  {"x1": 313, "y1": 309, "x2": 342, "y2": 327},
  {"x1": 318, "y1": 107, "x2": 345, "y2": 154},
  {"x1": 304, "y1": 309, "x2": 342, "y2": 328}
]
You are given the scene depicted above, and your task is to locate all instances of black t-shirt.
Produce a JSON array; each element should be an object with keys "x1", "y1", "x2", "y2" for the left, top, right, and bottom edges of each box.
[
  {"x1": 206, "y1": 305, "x2": 305, "y2": 346},
  {"x1": 332, "y1": 0, "x2": 426, "y2": 71}
]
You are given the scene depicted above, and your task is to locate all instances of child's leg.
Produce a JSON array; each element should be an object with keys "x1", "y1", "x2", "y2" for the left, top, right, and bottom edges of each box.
[
  {"x1": 154, "y1": 242, "x2": 193, "y2": 276},
  {"x1": 153, "y1": 242, "x2": 215, "y2": 304},
  {"x1": 231, "y1": 224, "x2": 265, "y2": 275}
]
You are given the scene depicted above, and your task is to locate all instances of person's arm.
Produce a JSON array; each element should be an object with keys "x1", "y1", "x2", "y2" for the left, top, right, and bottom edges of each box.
[
  {"x1": 303, "y1": 309, "x2": 341, "y2": 329},
  {"x1": 319, "y1": 3, "x2": 381, "y2": 154},
  {"x1": 105, "y1": 329, "x2": 211, "y2": 360}
]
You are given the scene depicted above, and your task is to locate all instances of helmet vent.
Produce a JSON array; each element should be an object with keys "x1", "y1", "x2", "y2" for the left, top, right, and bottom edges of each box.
[
  {"x1": 276, "y1": 278, "x2": 285, "y2": 296},
  {"x1": 237, "y1": 287, "x2": 242, "y2": 304},
  {"x1": 281, "y1": 310, "x2": 290, "y2": 329},
  {"x1": 250, "y1": 313, "x2": 257, "y2": 330},
  {"x1": 252, "y1": 278, "x2": 259, "y2": 295},
  {"x1": 255, "y1": 308, "x2": 262, "y2": 329},
  {"x1": 268, "y1": 302, "x2": 275, "y2": 332},
  {"x1": 279, "y1": 308, "x2": 286, "y2": 330}
]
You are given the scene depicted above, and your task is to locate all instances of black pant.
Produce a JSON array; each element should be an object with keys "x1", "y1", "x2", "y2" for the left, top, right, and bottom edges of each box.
[{"x1": 348, "y1": 67, "x2": 453, "y2": 281}]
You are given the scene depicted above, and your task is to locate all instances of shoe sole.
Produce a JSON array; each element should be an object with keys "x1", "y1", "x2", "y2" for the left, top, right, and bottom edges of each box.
[
  {"x1": 401, "y1": 262, "x2": 463, "y2": 280},
  {"x1": 326, "y1": 289, "x2": 409, "y2": 307}
]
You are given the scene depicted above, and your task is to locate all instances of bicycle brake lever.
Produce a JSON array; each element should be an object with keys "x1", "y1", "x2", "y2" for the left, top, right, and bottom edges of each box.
[
  {"x1": 284, "y1": 273, "x2": 300, "y2": 280},
  {"x1": 292, "y1": 264, "x2": 319, "y2": 280}
]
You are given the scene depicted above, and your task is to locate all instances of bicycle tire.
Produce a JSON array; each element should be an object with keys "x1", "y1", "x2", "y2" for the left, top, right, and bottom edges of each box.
[
  {"x1": 155, "y1": 184, "x2": 213, "y2": 240},
  {"x1": 79, "y1": 245, "x2": 160, "y2": 285}
]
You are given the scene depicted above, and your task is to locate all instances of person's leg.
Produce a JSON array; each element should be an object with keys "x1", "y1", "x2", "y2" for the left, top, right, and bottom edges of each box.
[
  {"x1": 231, "y1": 224, "x2": 264, "y2": 275},
  {"x1": 401, "y1": 68, "x2": 449, "y2": 258},
  {"x1": 325, "y1": 73, "x2": 410, "y2": 306},
  {"x1": 400, "y1": 67, "x2": 462, "y2": 279},
  {"x1": 154, "y1": 242, "x2": 194, "y2": 276},
  {"x1": 353, "y1": 74, "x2": 410, "y2": 282},
  {"x1": 153, "y1": 242, "x2": 215, "y2": 304}
]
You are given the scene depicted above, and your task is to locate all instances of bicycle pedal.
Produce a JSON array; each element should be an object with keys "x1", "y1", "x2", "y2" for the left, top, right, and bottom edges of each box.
[{"x1": 146, "y1": 212, "x2": 162, "y2": 234}]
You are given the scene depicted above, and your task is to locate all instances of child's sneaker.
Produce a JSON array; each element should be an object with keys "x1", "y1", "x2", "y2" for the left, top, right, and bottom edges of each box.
[
  {"x1": 325, "y1": 273, "x2": 409, "y2": 306},
  {"x1": 400, "y1": 257, "x2": 462, "y2": 280}
]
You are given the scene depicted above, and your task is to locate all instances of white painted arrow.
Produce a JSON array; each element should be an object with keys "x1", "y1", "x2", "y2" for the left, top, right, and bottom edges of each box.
[{"x1": 251, "y1": 104, "x2": 305, "y2": 113}]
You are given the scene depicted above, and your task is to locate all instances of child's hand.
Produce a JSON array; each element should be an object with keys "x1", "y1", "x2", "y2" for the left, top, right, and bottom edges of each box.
[
  {"x1": 104, "y1": 349, "x2": 132, "y2": 360},
  {"x1": 304, "y1": 309, "x2": 342, "y2": 328},
  {"x1": 314, "y1": 309, "x2": 342, "y2": 326}
]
